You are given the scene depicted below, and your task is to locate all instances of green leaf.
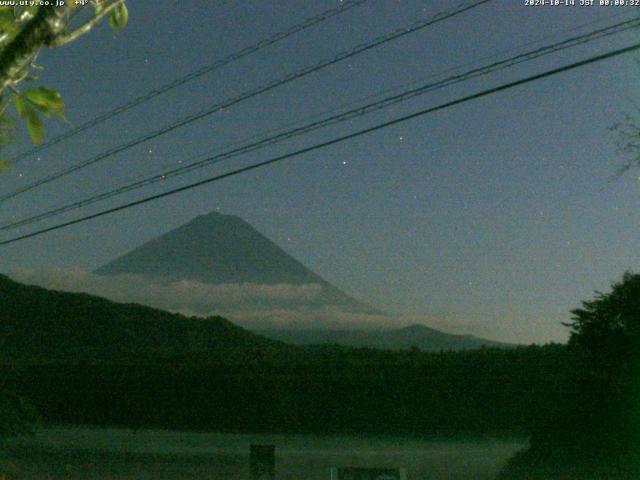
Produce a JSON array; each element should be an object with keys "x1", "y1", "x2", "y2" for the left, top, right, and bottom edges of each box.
[
  {"x1": 52, "y1": 109, "x2": 69, "y2": 124},
  {"x1": 94, "y1": 1, "x2": 105, "y2": 15},
  {"x1": 0, "y1": 113, "x2": 15, "y2": 126},
  {"x1": 25, "y1": 108, "x2": 44, "y2": 144},
  {"x1": 23, "y1": 87, "x2": 64, "y2": 115},
  {"x1": 13, "y1": 94, "x2": 27, "y2": 118},
  {"x1": 0, "y1": 112, "x2": 14, "y2": 147},
  {"x1": 108, "y1": 2, "x2": 128, "y2": 30},
  {"x1": 0, "y1": 159, "x2": 10, "y2": 172}
]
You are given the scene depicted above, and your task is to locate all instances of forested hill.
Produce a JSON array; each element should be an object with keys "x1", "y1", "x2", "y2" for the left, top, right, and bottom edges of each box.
[
  {"x1": 0, "y1": 274, "x2": 283, "y2": 361},
  {"x1": 0, "y1": 273, "x2": 574, "y2": 437}
]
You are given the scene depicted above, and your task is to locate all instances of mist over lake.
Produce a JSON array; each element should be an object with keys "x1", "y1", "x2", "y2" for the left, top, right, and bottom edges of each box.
[{"x1": 4, "y1": 427, "x2": 526, "y2": 480}]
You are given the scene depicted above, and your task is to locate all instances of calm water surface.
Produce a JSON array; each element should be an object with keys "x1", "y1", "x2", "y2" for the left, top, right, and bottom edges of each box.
[{"x1": 4, "y1": 426, "x2": 527, "y2": 479}]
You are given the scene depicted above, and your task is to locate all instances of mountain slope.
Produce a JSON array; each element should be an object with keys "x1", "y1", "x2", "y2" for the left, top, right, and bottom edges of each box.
[
  {"x1": 95, "y1": 211, "x2": 378, "y2": 313},
  {"x1": 258, "y1": 324, "x2": 515, "y2": 351},
  {"x1": 0, "y1": 274, "x2": 283, "y2": 361}
]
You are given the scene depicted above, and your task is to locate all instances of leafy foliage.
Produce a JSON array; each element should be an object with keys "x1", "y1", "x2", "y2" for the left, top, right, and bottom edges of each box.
[
  {"x1": 567, "y1": 271, "x2": 640, "y2": 362},
  {"x1": 611, "y1": 113, "x2": 640, "y2": 176},
  {"x1": 0, "y1": 6, "x2": 38, "y2": 49},
  {"x1": 0, "y1": 389, "x2": 37, "y2": 440},
  {"x1": 0, "y1": 1, "x2": 128, "y2": 168},
  {"x1": 501, "y1": 272, "x2": 640, "y2": 479},
  {"x1": 567, "y1": 272, "x2": 640, "y2": 463},
  {"x1": 108, "y1": 2, "x2": 128, "y2": 30}
]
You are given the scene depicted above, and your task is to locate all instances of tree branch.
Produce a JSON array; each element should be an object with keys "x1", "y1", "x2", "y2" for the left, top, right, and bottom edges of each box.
[
  {"x1": 48, "y1": 1, "x2": 123, "y2": 47},
  {"x1": 0, "y1": 6, "x2": 67, "y2": 94}
]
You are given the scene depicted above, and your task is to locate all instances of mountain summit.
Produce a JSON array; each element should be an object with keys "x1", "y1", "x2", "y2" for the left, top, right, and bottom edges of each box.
[
  {"x1": 96, "y1": 211, "x2": 378, "y2": 313},
  {"x1": 91, "y1": 212, "x2": 510, "y2": 348}
]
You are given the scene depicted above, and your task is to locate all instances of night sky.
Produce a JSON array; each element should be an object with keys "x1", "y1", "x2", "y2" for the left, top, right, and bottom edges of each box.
[{"x1": 1, "y1": 0, "x2": 639, "y2": 343}]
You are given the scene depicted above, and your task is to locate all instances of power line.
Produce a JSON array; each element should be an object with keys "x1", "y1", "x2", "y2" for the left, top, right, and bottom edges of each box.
[
  {"x1": 2, "y1": 41, "x2": 638, "y2": 246},
  {"x1": 8, "y1": 0, "x2": 370, "y2": 163},
  {"x1": 0, "y1": 0, "x2": 493, "y2": 203},
  {"x1": 3, "y1": 15, "x2": 638, "y2": 231}
]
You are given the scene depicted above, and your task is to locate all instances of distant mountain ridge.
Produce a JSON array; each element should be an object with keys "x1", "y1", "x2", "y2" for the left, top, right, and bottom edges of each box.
[
  {"x1": 95, "y1": 211, "x2": 378, "y2": 313},
  {"x1": 259, "y1": 324, "x2": 515, "y2": 351}
]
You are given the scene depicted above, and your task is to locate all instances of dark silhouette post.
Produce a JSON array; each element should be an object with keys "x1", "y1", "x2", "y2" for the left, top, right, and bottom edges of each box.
[{"x1": 250, "y1": 444, "x2": 275, "y2": 480}]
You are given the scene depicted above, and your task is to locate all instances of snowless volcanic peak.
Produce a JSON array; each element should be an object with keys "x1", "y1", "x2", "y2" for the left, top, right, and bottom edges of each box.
[{"x1": 96, "y1": 211, "x2": 379, "y2": 313}]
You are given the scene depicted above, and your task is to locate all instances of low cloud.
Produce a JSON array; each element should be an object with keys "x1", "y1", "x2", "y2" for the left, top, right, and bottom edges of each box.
[
  {"x1": 8, "y1": 268, "x2": 394, "y2": 330},
  {"x1": 7, "y1": 268, "x2": 521, "y2": 340},
  {"x1": 10, "y1": 267, "x2": 321, "y2": 309},
  {"x1": 217, "y1": 305, "x2": 397, "y2": 330}
]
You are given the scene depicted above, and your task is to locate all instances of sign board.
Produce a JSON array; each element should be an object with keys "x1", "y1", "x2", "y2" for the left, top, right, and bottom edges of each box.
[
  {"x1": 330, "y1": 467, "x2": 406, "y2": 480},
  {"x1": 250, "y1": 444, "x2": 275, "y2": 480}
]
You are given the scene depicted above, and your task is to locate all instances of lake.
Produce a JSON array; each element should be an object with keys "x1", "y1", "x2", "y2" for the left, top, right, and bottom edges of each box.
[{"x1": 3, "y1": 426, "x2": 526, "y2": 479}]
